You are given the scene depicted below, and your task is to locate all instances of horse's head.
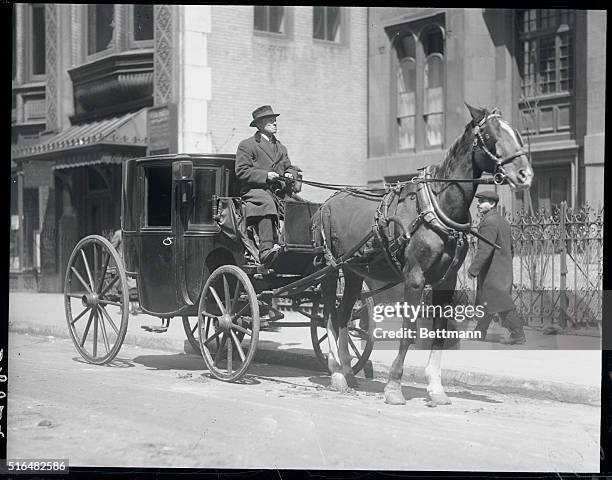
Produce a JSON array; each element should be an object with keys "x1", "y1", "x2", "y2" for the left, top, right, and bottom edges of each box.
[{"x1": 465, "y1": 103, "x2": 533, "y2": 191}]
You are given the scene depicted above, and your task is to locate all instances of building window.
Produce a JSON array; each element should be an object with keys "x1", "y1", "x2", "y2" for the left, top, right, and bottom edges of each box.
[
  {"x1": 396, "y1": 35, "x2": 416, "y2": 150},
  {"x1": 313, "y1": 6, "x2": 341, "y2": 42},
  {"x1": 30, "y1": 3, "x2": 45, "y2": 76},
  {"x1": 423, "y1": 28, "x2": 444, "y2": 148},
  {"x1": 391, "y1": 21, "x2": 445, "y2": 152},
  {"x1": 88, "y1": 4, "x2": 115, "y2": 55},
  {"x1": 133, "y1": 4, "x2": 153, "y2": 42},
  {"x1": 518, "y1": 9, "x2": 574, "y2": 98},
  {"x1": 254, "y1": 6, "x2": 284, "y2": 34}
]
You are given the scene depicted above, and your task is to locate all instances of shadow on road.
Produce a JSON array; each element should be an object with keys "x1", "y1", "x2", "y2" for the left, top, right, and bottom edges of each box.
[
  {"x1": 133, "y1": 353, "x2": 205, "y2": 371},
  {"x1": 131, "y1": 352, "x2": 321, "y2": 378},
  {"x1": 307, "y1": 375, "x2": 503, "y2": 404},
  {"x1": 72, "y1": 356, "x2": 136, "y2": 368}
]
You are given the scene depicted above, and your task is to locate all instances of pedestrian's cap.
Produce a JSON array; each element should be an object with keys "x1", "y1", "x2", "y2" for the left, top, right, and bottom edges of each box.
[
  {"x1": 250, "y1": 105, "x2": 280, "y2": 127},
  {"x1": 475, "y1": 190, "x2": 499, "y2": 202}
]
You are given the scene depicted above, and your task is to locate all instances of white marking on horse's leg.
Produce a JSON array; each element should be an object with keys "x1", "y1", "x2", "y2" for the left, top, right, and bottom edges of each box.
[
  {"x1": 326, "y1": 317, "x2": 341, "y2": 374},
  {"x1": 338, "y1": 326, "x2": 351, "y2": 373},
  {"x1": 328, "y1": 323, "x2": 348, "y2": 393},
  {"x1": 424, "y1": 349, "x2": 443, "y2": 393},
  {"x1": 424, "y1": 348, "x2": 451, "y2": 405}
]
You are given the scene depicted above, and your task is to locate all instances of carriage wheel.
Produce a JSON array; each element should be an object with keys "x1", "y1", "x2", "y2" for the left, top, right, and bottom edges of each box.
[
  {"x1": 197, "y1": 265, "x2": 259, "y2": 382},
  {"x1": 64, "y1": 235, "x2": 129, "y2": 365},
  {"x1": 182, "y1": 316, "x2": 221, "y2": 355},
  {"x1": 182, "y1": 316, "x2": 201, "y2": 354},
  {"x1": 310, "y1": 278, "x2": 375, "y2": 375}
]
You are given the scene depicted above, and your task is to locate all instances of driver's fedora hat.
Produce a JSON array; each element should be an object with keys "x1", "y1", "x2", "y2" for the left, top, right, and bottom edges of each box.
[{"x1": 250, "y1": 105, "x2": 280, "y2": 127}]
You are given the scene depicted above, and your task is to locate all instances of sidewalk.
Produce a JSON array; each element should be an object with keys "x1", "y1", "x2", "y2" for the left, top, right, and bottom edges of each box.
[{"x1": 8, "y1": 292, "x2": 601, "y2": 406}]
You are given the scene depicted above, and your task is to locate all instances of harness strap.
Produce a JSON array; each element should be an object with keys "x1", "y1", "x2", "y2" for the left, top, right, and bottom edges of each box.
[
  {"x1": 431, "y1": 234, "x2": 469, "y2": 288},
  {"x1": 373, "y1": 189, "x2": 407, "y2": 275},
  {"x1": 318, "y1": 207, "x2": 338, "y2": 267}
]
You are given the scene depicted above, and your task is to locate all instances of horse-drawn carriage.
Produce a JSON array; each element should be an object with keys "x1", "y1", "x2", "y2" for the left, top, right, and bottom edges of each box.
[
  {"x1": 65, "y1": 105, "x2": 533, "y2": 405},
  {"x1": 64, "y1": 153, "x2": 375, "y2": 381}
]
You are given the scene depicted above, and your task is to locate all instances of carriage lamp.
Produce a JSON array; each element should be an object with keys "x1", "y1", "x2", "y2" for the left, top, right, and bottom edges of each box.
[{"x1": 173, "y1": 159, "x2": 194, "y2": 182}]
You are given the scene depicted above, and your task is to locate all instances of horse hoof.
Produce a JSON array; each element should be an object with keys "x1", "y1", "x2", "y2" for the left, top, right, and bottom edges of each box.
[
  {"x1": 345, "y1": 374, "x2": 358, "y2": 389},
  {"x1": 330, "y1": 372, "x2": 349, "y2": 393},
  {"x1": 384, "y1": 387, "x2": 406, "y2": 405},
  {"x1": 428, "y1": 392, "x2": 452, "y2": 406}
]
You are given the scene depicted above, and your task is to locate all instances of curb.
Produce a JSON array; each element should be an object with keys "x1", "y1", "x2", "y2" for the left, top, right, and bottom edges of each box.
[
  {"x1": 9, "y1": 321, "x2": 600, "y2": 407},
  {"x1": 369, "y1": 361, "x2": 601, "y2": 407}
]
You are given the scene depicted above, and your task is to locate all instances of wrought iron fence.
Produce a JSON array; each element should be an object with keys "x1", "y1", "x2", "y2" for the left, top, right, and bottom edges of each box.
[{"x1": 456, "y1": 202, "x2": 603, "y2": 330}]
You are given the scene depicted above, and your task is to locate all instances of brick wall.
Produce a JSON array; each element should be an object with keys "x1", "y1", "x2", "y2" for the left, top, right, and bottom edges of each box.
[{"x1": 207, "y1": 6, "x2": 368, "y2": 203}]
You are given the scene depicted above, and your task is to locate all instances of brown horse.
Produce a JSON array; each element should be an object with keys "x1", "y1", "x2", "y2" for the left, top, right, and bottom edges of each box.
[{"x1": 312, "y1": 104, "x2": 533, "y2": 405}]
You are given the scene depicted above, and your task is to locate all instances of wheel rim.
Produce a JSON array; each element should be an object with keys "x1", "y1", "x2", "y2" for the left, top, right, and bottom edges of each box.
[
  {"x1": 64, "y1": 235, "x2": 129, "y2": 365},
  {"x1": 310, "y1": 279, "x2": 375, "y2": 375},
  {"x1": 197, "y1": 265, "x2": 259, "y2": 381}
]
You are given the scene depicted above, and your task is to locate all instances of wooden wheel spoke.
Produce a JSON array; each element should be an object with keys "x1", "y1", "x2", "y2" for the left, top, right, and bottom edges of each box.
[
  {"x1": 230, "y1": 283, "x2": 243, "y2": 315},
  {"x1": 232, "y1": 302, "x2": 251, "y2": 319},
  {"x1": 203, "y1": 329, "x2": 222, "y2": 346},
  {"x1": 93, "y1": 244, "x2": 99, "y2": 294},
  {"x1": 223, "y1": 275, "x2": 231, "y2": 312},
  {"x1": 98, "y1": 251, "x2": 111, "y2": 292},
  {"x1": 227, "y1": 334, "x2": 233, "y2": 374},
  {"x1": 99, "y1": 305, "x2": 120, "y2": 335},
  {"x1": 230, "y1": 330, "x2": 246, "y2": 362},
  {"x1": 209, "y1": 286, "x2": 226, "y2": 315},
  {"x1": 204, "y1": 317, "x2": 211, "y2": 338},
  {"x1": 97, "y1": 307, "x2": 111, "y2": 354},
  {"x1": 99, "y1": 275, "x2": 119, "y2": 298},
  {"x1": 231, "y1": 323, "x2": 252, "y2": 337},
  {"x1": 191, "y1": 322, "x2": 197, "y2": 335},
  {"x1": 318, "y1": 332, "x2": 328, "y2": 345},
  {"x1": 98, "y1": 299, "x2": 122, "y2": 307},
  {"x1": 80, "y1": 249, "x2": 95, "y2": 291},
  {"x1": 80, "y1": 309, "x2": 95, "y2": 347},
  {"x1": 71, "y1": 306, "x2": 91, "y2": 325},
  {"x1": 93, "y1": 310, "x2": 99, "y2": 357},
  {"x1": 71, "y1": 267, "x2": 93, "y2": 294},
  {"x1": 214, "y1": 334, "x2": 228, "y2": 366},
  {"x1": 348, "y1": 335, "x2": 361, "y2": 359}
]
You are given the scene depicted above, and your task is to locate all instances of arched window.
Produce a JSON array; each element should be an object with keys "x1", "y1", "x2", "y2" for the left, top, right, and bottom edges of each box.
[
  {"x1": 396, "y1": 34, "x2": 416, "y2": 150},
  {"x1": 423, "y1": 27, "x2": 444, "y2": 147}
]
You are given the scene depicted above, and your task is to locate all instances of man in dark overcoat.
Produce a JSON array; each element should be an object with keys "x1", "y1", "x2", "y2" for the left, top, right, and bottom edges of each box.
[
  {"x1": 468, "y1": 190, "x2": 526, "y2": 344},
  {"x1": 235, "y1": 105, "x2": 300, "y2": 266}
]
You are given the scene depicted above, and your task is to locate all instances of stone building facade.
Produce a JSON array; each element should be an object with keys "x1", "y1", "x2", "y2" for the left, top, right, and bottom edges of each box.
[
  {"x1": 10, "y1": 4, "x2": 368, "y2": 292},
  {"x1": 367, "y1": 8, "x2": 606, "y2": 213}
]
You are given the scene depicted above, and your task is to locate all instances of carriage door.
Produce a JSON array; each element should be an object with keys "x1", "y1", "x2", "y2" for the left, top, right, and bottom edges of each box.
[{"x1": 138, "y1": 164, "x2": 177, "y2": 314}]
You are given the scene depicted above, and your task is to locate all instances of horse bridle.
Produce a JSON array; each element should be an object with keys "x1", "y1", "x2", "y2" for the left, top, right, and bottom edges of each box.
[{"x1": 473, "y1": 113, "x2": 528, "y2": 185}]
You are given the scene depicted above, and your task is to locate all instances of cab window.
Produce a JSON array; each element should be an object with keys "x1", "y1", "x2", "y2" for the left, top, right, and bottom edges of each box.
[
  {"x1": 143, "y1": 165, "x2": 172, "y2": 227},
  {"x1": 190, "y1": 167, "x2": 220, "y2": 226}
]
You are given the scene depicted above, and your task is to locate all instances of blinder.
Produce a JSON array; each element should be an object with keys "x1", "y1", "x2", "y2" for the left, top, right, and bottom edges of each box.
[{"x1": 473, "y1": 113, "x2": 528, "y2": 184}]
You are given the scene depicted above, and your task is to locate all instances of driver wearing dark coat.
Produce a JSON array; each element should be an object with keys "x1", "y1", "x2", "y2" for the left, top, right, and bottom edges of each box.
[{"x1": 235, "y1": 105, "x2": 301, "y2": 266}]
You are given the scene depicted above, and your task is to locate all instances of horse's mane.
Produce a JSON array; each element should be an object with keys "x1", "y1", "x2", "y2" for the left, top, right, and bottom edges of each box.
[{"x1": 435, "y1": 120, "x2": 476, "y2": 179}]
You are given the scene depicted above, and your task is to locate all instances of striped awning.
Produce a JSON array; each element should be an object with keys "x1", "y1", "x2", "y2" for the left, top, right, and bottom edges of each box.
[{"x1": 11, "y1": 109, "x2": 148, "y2": 160}]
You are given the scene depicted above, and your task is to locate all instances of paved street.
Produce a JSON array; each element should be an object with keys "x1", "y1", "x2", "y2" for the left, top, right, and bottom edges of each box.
[{"x1": 7, "y1": 332, "x2": 600, "y2": 471}]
